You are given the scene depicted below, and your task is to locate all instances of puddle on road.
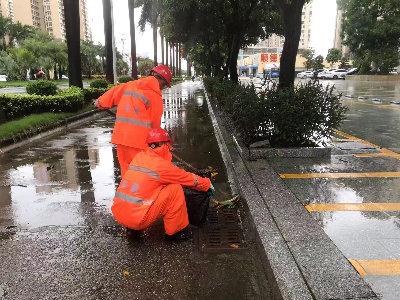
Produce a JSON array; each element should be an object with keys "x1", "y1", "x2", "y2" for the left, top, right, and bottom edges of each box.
[{"x1": 0, "y1": 82, "x2": 230, "y2": 229}]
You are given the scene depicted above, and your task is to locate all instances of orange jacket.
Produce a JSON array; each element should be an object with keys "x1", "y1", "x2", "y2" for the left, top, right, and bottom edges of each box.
[
  {"x1": 111, "y1": 145, "x2": 211, "y2": 228},
  {"x1": 95, "y1": 76, "x2": 163, "y2": 149}
]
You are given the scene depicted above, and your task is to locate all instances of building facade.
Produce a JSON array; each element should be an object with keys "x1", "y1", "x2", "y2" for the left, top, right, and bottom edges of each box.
[
  {"x1": 0, "y1": 0, "x2": 91, "y2": 41},
  {"x1": 333, "y1": 9, "x2": 350, "y2": 58},
  {"x1": 238, "y1": 1, "x2": 313, "y2": 60}
]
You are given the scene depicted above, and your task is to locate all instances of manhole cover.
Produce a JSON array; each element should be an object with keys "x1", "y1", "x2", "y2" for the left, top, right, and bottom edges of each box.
[{"x1": 198, "y1": 208, "x2": 246, "y2": 253}]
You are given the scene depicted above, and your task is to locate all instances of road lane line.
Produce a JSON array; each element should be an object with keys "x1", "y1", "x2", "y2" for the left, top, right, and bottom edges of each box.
[
  {"x1": 305, "y1": 203, "x2": 400, "y2": 212},
  {"x1": 280, "y1": 172, "x2": 400, "y2": 179},
  {"x1": 345, "y1": 100, "x2": 400, "y2": 111},
  {"x1": 349, "y1": 259, "x2": 367, "y2": 277},
  {"x1": 354, "y1": 153, "x2": 400, "y2": 158},
  {"x1": 333, "y1": 129, "x2": 380, "y2": 148},
  {"x1": 350, "y1": 260, "x2": 400, "y2": 276}
]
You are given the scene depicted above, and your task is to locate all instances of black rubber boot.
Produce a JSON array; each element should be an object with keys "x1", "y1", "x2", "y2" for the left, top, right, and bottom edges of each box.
[
  {"x1": 165, "y1": 227, "x2": 191, "y2": 243},
  {"x1": 125, "y1": 227, "x2": 141, "y2": 239}
]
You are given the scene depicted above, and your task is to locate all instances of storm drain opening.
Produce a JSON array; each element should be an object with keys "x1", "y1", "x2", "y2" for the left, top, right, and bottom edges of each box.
[{"x1": 198, "y1": 208, "x2": 246, "y2": 253}]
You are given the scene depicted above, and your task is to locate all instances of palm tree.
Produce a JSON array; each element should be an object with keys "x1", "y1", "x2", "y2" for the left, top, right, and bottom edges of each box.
[
  {"x1": 128, "y1": 0, "x2": 138, "y2": 80},
  {"x1": 0, "y1": 15, "x2": 11, "y2": 51},
  {"x1": 63, "y1": 0, "x2": 83, "y2": 88},
  {"x1": 102, "y1": 0, "x2": 114, "y2": 83}
]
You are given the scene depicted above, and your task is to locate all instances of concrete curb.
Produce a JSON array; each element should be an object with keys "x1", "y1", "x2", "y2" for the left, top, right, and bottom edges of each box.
[
  {"x1": 0, "y1": 108, "x2": 114, "y2": 155},
  {"x1": 203, "y1": 87, "x2": 379, "y2": 300}
]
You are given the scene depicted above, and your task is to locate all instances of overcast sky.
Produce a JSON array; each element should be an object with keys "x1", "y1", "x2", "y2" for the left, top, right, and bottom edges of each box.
[{"x1": 87, "y1": 0, "x2": 337, "y2": 67}]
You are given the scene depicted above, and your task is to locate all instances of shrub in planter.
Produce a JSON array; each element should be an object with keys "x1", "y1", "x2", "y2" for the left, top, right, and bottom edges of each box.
[
  {"x1": 90, "y1": 78, "x2": 109, "y2": 88},
  {"x1": 263, "y1": 81, "x2": 347, "y2": 147},
  {"x1": 118, "y1": 76, "x2": 134, "y2": 84},
  {"x1": 204, "y1": 78, "x2": 347, "y2": 148},
  {"x1": 26, "y1": 80, "x2": 58, "y2": 96},
  {"x1": 0, "y1": 87, "x2": 85, "y2": 121}
]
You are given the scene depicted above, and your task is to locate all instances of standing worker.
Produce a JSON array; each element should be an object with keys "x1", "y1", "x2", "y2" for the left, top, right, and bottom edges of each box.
[
  {"x1": 95, "y1": 65, "x2": 173, "y2": 176},
  {"x1": 111, "y1": 128, "x2": 215, "y2": 242}
]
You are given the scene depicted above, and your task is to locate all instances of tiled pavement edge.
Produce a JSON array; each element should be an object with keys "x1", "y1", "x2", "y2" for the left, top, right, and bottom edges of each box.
[{"x1": 203, "y1": 86, "x2": 379, "y2": 300}]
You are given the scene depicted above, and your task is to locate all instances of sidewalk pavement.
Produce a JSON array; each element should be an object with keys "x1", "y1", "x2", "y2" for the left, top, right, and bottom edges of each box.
[{"x1": 0, "y1": 81, "x2": 271, "y2": 300}]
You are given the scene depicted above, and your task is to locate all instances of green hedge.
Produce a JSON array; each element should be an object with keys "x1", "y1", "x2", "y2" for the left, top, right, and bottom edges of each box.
[
  {"x1": 0, "y1": 87, "x2": 85, "y2": 121},
  {"x1": 90, "y1": 78, "x2": 109, "y2": 88},
  {"x1": 118, "y1": 76, "x2": 134, "y2": 84},
  {"x1": 26, "y1": 80, "x2": 58, "y2": 96},
  {"x1": 83, "y1": 87, "x2": 110, "y2": 103}
]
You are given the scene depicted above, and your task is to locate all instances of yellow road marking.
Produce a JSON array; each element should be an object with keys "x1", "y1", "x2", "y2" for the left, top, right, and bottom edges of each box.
[
  {"x1": 333, "y1": 129, "x2": 380, "y2": 148},
  {"x1": 334, "y1": 130, "x2": 400, "y2": 161},
  {"x1": 332, "y1": 138, "x2": 355, "y2": 142},
  {"x1": 349, "y1": 259, "x2": 367, "y2": 277},
  {"x1": 346, "y1": 100, "x2": 400, "y2": 111},
  {"x1": 305, "y1": 203, "x2": 400, "y2": 212},
  {"x1": 354, "y1": 153, "x2": 400, "y2": 158},
  {"x1": 350, "y1": 260, "x2": 400, "y2": 276},
  {"x1": 280, "y1": 172, "x2": 400, "y2": 179}
]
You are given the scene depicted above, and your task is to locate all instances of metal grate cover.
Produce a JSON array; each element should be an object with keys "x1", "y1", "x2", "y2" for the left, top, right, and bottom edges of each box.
[{"x1": 198, "y1": 208, "x2": 246, "y2": 252}]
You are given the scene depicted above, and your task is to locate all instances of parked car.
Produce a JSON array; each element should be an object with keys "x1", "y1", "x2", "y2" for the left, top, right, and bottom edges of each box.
[
  {"x1": 297, "y1": 71, "x2": 314, "y2": 79},
  {"x1": 324, "y1": 69, "x2": 347, "y2": 79},
  {"x1": 312, "y1": 69, "x2": 323, "y2": 78},
  {"x1": 61, "y1": 75, "x2": 68, "y2": 79},
  {"x1": 317, "y1": 68, "x2": 337, "y2": 79},
  {"x1": 389, "y1": 68, "x2": 398, "y2": 75},
  {"x1": 0, "y1": 74, "x2": 7, "y2": 82},
  {"x1": 346, "y1": 68, "x2": 358, "y2": 75}
]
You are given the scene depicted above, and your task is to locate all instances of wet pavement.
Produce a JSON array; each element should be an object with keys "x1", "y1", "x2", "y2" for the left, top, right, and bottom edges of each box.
[
  {"x1": 0, "y1": 81, "x2": 271, "y2": 299},
  {"x1": 274, "y1": 79, "x2": 400, "y2": 300}
]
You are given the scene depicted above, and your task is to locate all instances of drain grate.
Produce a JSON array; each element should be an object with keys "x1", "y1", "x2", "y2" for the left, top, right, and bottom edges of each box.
[{"x1": 198, "y1": 208, "x2": 246, "y2": 252}]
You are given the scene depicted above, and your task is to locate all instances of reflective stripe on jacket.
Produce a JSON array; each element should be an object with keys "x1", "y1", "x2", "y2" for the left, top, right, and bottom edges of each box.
[
  {"x1": 111, "y1": 148, "x2": 211, "y2": 228},
  {"x1": 95, "y1": 77, "x2": 163, "y2": 149}
]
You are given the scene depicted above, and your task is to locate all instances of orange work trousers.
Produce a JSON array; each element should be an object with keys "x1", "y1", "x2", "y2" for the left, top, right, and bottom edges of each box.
[
  {"x1": 117, "y1": 145, "x2": 144, "y2": 177},
  {"x1": 138, "y1": 184, "x2": 189, "y2": 235}
]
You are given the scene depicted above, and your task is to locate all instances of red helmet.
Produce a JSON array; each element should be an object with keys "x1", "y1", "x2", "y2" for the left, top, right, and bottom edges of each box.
[
  {"x1": 146, "y1": 128, "x2": 173, "y2": 144},
  {"x1": 151, "y1": 65, "x2": 172, "y2": 87}
]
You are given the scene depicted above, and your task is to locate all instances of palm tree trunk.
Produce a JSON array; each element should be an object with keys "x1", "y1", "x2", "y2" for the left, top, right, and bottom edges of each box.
[
  {"x1": 172, "y1": 44, "x2": 175, "y2": 76},
  {"x1": 63, "y1": 0, "x2": 83, "y2": 88},
  {"x1": 161, "y1": 34, "x2": 164, "y2": 65},
  {"x1": 153, "y1": 18, "x2": 157, "y2": 66},
  {"x1": 165, "y1": 39, "x2": 168, "y2": 67},
  {"x1": 175, "y1": 43, "x2": 179, "y2": 77},
  {"x1": 102, "y1": 0, "x2": 114, "y2": 83},
  {"x1": 128, "y1": 0, "x2": 138, "y2": 80},
  {"x1": 54, "y1": 64, "x2": 58, "y2": 80},
  {"x1": 178, "y1": 43, "x2": 181, "y2": 76}
]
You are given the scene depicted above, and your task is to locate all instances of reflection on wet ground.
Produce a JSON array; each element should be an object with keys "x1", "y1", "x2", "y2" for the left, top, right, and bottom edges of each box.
[
  {"x1": 274, "y1": 79, "x2": 400, "y2": 300},
  {"x1": 0, "y1": 81, "x2": 271, "y2": 299}
]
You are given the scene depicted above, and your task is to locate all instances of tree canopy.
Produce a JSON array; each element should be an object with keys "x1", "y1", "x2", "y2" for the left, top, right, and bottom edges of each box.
[
  {"x1": 338, "y1": 0, "x2": 400, "y2": 74},
  {"x1": 326, "y1": 48, "x2": 341, "y2": 67}
]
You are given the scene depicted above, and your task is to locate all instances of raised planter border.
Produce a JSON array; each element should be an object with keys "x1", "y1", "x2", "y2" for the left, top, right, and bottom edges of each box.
[{"x1": 203, "y1": 86, "x2": 378, "y2": 300}]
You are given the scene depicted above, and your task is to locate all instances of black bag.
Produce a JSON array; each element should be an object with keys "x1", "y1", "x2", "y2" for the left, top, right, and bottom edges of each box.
[{"x1": 183, "y1": 188, "x2": 210, "y2": 226}]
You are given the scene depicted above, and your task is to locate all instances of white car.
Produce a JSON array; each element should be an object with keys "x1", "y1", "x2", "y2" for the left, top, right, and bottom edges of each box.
[
  {"x1": 324, "y1": 69, "x2": 347, "y2": 79},
  {"x1": 0, "y1": 74, "x2": 7, "y2": 82},
  {"x1": 61, "y1": 75, "x2": 68, "y2": 79},
  {"x1": 317, "y1": 68, "x2": 337, "y2": 79},
  {"x1": 297, "y1": 71, "x2": 314, "y2": 79}
]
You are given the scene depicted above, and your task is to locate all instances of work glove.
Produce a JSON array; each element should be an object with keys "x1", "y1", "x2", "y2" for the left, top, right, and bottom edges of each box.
[{"x1": 207, "y1": 183, "x2": 215, "y2": 196}]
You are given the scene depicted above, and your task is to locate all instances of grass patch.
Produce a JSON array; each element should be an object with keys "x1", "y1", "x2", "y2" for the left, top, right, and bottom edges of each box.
[
  {"x1": 0, "y1": 103, "x2": 96, "y2": 141},
  {"x1": 0, "y1": 79, "x2": 95, "y2": 88}
]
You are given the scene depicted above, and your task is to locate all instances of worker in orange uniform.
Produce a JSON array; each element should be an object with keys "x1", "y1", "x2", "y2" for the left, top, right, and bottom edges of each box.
[
  {"x1": 94, "y1": 65, "x2": 173, "y2": 176},
  {"x1": 111, "y1": 128, "x2": 215, "y2": 242}
]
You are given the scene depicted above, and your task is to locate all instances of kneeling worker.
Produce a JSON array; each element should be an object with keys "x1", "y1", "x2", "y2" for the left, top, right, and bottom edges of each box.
[{"x1": 111, "y1": 128, "x2": 215, "y2": 242}]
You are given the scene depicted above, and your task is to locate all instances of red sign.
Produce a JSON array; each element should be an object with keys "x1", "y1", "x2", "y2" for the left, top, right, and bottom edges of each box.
[
  {"x1": 270, "y1": 53, "x2": 278, "y2": 63},
  {"x1": 261, "y1": 54, "x2": 269, "y2": 62}
]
